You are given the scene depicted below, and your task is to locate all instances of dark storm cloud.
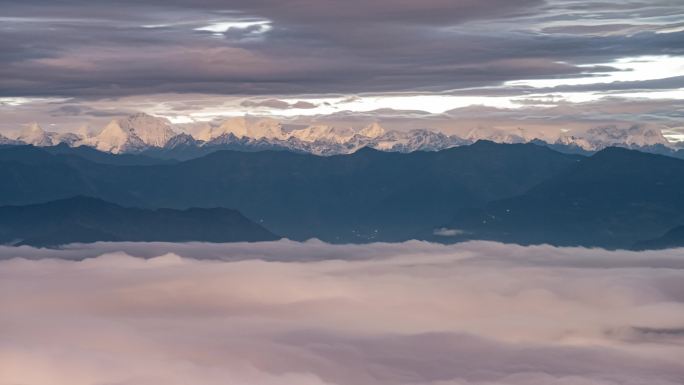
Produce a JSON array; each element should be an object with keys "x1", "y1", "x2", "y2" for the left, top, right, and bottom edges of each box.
[{"x1": 0, "y1": 0, "x2": 683, "y2": 98}]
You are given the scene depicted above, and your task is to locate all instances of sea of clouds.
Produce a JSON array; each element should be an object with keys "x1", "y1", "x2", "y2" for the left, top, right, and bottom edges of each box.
[{"x1": 1, "y1": 240, "x2": 683, "y2": 385}]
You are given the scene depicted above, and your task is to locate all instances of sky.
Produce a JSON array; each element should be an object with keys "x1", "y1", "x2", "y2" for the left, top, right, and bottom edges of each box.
[
  {"x1": 2, "y1": 240, "x2": 684, "y2": 385},
  {"x1": 1, "y1": 0, "x2": 684, "y2": 140}
]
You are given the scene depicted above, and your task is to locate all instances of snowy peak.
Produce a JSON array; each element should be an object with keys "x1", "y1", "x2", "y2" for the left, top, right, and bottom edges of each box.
[
  {"x1": 197, "y1": 117, "x2": 284, "y2": 141},
  {"x1": 359, "y1": 122, "x2": 386, "y2": 138},
  {"x1": 165, "y1": 132, "x2": 198, "y2": 148},
  {"x1": 370, "y1": 129, "x2": 461, "y2": 152},
  {"x1": 17, "y1": 122, "x2": 56, "y2": 146},
  {"x1": 288, "y1": 125, "x2": 355, "y2": 143},
  {"x1": 580, "y1": 125, "x2": 669, "y2": 150},
  {"x1": 85, "y1": 119, "x2": 145, "y2": 154},
  {"x1": 465, "y1": 127, "x2": 527, "y2": 144},
  {"x1": 197, "y1": 117, "x2": 247, "y2": 141},
  {"x1": 552, "y1": 125, "x2": 670, "y2": 151},
  {"x1": 0, "y1": 132, "x2": 20, "y2": 145},
  {"x1": 85, "y1": 113, "x2": 176, "y2": 153},
  {"x1": 197, "y1": 119, "x2": 386, "y2": 145},
  {"x1": 554, "y1": 134, "x2": 592, "y2": 150},
  {"x1": 116, "y1": 113, "x2": 176, "y2": 147},
  {"x1": 249, "y1": 118, "x2": 285, "y2": 140},
  {"x1": 13, "y1": 123, "x2": 85, "y2": 147}
]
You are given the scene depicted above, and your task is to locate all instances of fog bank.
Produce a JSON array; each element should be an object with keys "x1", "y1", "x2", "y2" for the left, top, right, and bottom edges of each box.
[{"x1": 1, "y1": 241, "x2": 683, "y2": 385}]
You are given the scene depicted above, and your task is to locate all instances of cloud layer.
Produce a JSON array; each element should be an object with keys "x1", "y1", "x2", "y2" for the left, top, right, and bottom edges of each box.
[
  {"x1": 1, "y1": 1, "x2": 683, "y2": 97},
  {"x1": 1, "y1": 240, "x2": 683, "y2": 385}
]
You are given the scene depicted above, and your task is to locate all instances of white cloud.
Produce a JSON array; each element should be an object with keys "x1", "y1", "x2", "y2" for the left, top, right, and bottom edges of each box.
[
  {"x1": 194, "y1": 20, "x2": 272, "y2": 35},
  {"x1": 506, "y1": 55, "x2": 684, "y2": 89},
  {"x1": 1, "y1": 241, "x2": 683, "y2": 385}
]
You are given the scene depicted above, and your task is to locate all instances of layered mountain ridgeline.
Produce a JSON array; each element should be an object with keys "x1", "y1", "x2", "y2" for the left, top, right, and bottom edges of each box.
[
  {"x1": 0, "y1": 196, "x2": 279, "y2": 247},
  {"x1": 441, "y1": 148, "x2": 684, "y2": 249},
  {"x1": 2, "y1": 142, "x2": 683, "y2": 247},
  {"x1": 0, "y1": 141, "x2": 581, "y2": 242}
]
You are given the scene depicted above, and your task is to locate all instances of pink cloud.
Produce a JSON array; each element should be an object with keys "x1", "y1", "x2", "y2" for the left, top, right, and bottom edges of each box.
[{"x1": 1, "y1": 241, "x2": 683, "y2": 384}]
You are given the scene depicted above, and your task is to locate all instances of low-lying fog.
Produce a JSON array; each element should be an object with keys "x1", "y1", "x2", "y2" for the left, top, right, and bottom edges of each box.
[{"x1": 2, "y1": 240, "x2": 683, "y2": 385}]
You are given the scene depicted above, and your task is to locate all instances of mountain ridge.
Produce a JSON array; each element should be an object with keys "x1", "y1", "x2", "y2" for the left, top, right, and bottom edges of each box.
[
  {"x1": 1, "y1": 142, "x2": 682, "y2": 248},
  {"x1": 0, "y1": 141, "x2": 582, "y2": 242},
  {"x1": 442, "y1": 146, "x2": 684, "y2": 248},
  {"x1": 5, "y1": 113, "x2": 682, "y2": 159},
  {"x1": 0, "y1": 196, "x2": 279, "y2": 247}
]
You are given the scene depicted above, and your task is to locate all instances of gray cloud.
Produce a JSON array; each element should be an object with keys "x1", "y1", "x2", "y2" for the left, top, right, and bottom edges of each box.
[
  {"x1": 241, "y1": 99, "x2": 293, "y2": 109},
  {"x1": 1, "y1": 241, "x2": 684, "y2": 385},
  {"x1": 49, "y1": 104, "x2": 131, "y2": 117},
  {"x1": 291, "y1": 100, "x2": 317, "y2": 109},
  {"x1": 0, "y1": 1, "x2": 683, "y2": 98},
  {"x1": 241, "y1": 98, "x2": 319, "y2": 109}
]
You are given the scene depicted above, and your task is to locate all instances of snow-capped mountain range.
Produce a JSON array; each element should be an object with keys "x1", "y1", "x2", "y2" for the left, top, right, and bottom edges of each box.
[{"x1": 3, "y1": 113, "x2": 677, "y2": 156}]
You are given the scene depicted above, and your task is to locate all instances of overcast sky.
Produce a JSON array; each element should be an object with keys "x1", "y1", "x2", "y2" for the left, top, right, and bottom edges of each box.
[{"x1": 1, "y1": 0, "x2": 683, "y2": 138}]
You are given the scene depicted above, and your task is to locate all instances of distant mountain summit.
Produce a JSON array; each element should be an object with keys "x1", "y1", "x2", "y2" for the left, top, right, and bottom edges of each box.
[
  {"x1": 16, "y1": 122, "x2": 56, "y2": 146},
  {"x1": 556, "y1": 125, "x2": 669, "y2": 151},
  {"x1": 84, "y1": 113, "x2": 177, "y2": 153},
  {"x1": 4, "y1": 113, "x2": 679, "y2": 158}
]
